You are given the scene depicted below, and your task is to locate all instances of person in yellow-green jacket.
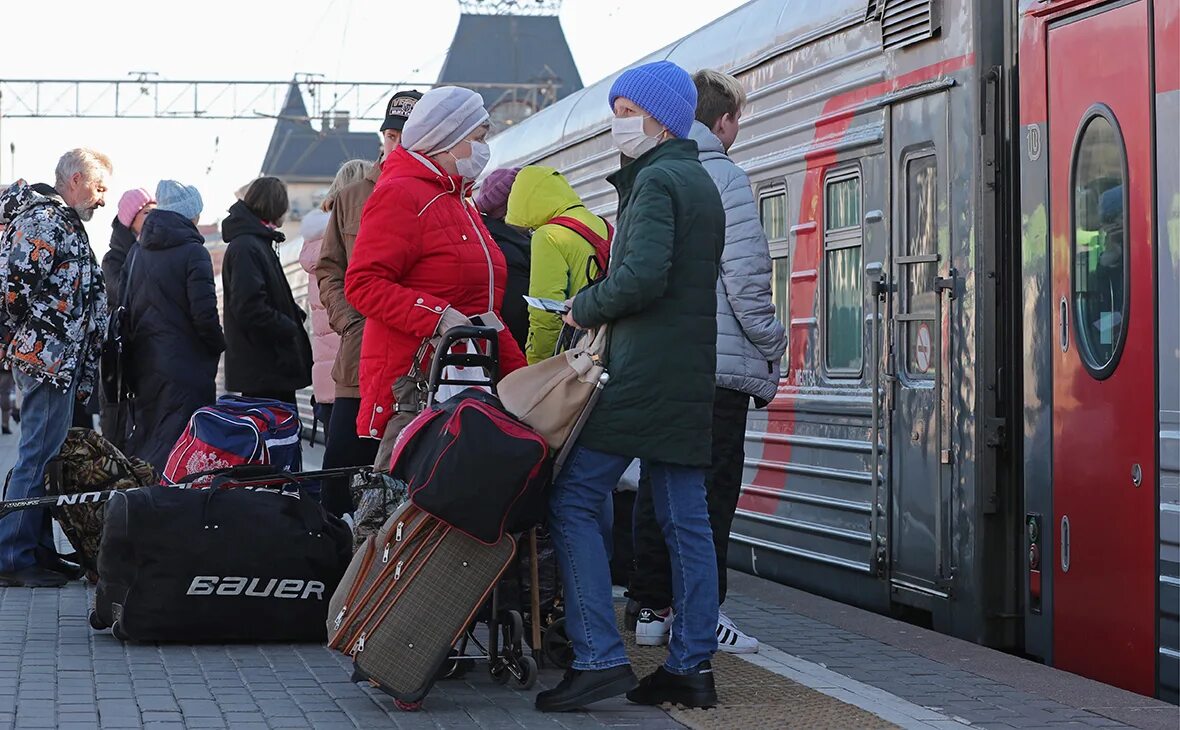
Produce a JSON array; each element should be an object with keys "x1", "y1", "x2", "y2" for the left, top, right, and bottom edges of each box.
[{"x1": 505, "y1": 165, "x2": 613, "y2": 364}]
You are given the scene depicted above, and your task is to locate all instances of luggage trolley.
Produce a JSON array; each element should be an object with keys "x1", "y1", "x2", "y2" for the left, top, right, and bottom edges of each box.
[{"x1": 420, "y1": 325, "x2": 604, "y2": 691}]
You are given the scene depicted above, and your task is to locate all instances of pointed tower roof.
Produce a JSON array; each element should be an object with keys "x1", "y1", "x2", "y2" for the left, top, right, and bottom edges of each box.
[
  {"x1": 437, "y1": 11, "x2": 582, "y2": 128},
  {"x1": 259, "y1": 80, "x2": 378, "y2": 183}
]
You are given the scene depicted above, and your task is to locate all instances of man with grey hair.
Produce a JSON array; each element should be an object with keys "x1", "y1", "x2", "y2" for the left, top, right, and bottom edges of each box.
[{"x1": 0, "y1": 147, "x2": 112, "y2": 587}]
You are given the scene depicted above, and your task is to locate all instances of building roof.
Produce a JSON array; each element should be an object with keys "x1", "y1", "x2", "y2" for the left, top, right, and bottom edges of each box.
[
  {"x1": 437, "y1": 13, "x2": 583, "y2": 112},
  {"x1": 259, "y1": 82, "x2": 378, "y2": 183}
]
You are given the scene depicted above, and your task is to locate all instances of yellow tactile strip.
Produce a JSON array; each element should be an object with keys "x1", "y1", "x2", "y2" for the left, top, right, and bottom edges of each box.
[{"x1": 618, "y1": 608, "x2": 897, "y2": 729}]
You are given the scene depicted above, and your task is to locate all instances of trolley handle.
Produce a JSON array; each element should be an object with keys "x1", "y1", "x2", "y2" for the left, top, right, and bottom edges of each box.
[{"x1": 428, "y1": 325, "x2": 500, "y2": 391}]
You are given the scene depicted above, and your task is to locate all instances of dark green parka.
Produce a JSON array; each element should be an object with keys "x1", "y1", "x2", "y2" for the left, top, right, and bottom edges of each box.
[{"x1": 570, "y1": 139, "x2": 725, "y2": 467}]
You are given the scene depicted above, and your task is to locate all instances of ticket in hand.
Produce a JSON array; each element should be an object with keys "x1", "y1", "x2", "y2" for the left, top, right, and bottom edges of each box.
[{"x1": 523, "y1": 296, "x2": 570, "y2": 314}]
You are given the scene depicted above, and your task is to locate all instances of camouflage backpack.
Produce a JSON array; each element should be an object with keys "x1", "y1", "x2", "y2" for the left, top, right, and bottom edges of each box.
[
  {"x1": 44, "y1": 428, "x2": 158, "y2": 578},
  {"x1": 349, "y1": 472, "x2": 408, "y2": 550}
]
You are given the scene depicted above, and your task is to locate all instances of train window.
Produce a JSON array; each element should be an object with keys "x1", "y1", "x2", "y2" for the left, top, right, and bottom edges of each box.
[
  {"x1": 760, "y1": 190, "x2": 788, "y2": 241},
  {"x1": 824, "y1": 172, "x2": 863, "y2": 376},
  {"x1": 761, "y1": 186, "x2": 791, "y2": 373},
  {"x1": 772, "y1": 257, "x2": 790, "y2": 372},
  {"x1": 1071, "y1": 108, "x2": 1128, "y2": 379},
  {"x1": 904, "y1": 154, "x2": 938, "y2": 379}
]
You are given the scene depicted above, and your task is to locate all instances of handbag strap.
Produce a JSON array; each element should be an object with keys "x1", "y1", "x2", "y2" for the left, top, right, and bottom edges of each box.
[{"x1": 120, "y1": 246, "x2": 139, "y2": 309}]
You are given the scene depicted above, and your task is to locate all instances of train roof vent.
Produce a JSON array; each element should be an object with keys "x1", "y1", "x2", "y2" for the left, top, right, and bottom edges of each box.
[{"x1": 880, "y1": 0, "x2": 941, "y2": 50}]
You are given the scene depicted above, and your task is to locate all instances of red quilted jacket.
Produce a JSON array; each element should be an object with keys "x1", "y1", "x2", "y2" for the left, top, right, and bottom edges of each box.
[{"x1": 345, "y1": 146, "x2": 526, "y2": 438}]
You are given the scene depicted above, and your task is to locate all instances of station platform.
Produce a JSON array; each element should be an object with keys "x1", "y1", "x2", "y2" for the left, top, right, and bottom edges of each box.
[{"x1": 0, "y1": 432, "x2": 1176, "y2": 729}]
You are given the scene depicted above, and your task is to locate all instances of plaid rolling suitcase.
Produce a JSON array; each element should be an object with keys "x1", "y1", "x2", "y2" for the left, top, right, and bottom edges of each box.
[{"x1": 328, "y1": 501, "x2": 516, "y2": 709}]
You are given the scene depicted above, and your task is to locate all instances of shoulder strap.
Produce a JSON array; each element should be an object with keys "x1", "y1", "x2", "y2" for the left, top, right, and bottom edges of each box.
[
  {"x1": 121, "y1": 246, "x2": 139, "y2": 308},
  {"x1": 548, "y1": 215, "x2": 614, "y2": 281}
]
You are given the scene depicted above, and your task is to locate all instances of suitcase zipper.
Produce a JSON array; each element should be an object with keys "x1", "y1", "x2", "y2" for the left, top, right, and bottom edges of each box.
[
  {"x1": 394, "y1": 560, "x2": 404, "y2": 580},
  {"x1": 351, "y1": 632, "x2": 366, "y2": 655},
  {"x1": 334, "y1": 520, "x2": 442, "y2": 651},
  {"x1": 341, "y1": 524, "x2": 446, "y2": 654},
  {"x1": 333, "y1": 606, "x2": 347, "y2": 631}
]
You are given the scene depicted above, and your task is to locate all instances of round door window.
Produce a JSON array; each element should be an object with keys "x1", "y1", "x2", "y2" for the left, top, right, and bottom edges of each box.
[{"x1": 1070, "y1": 107, "x2": 1129, "y2": 378}]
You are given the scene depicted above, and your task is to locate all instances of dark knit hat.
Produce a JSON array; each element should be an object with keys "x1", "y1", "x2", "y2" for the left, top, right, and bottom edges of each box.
[
  {"x1": 475, "y1": 167, "x2": 521, "y2": 220},
  {"x1": 608, "y1": 60, "x2": 697, "y2": 138},
  {"x1": 380, "y1": 90, "x2": 423, "y2": 132}
]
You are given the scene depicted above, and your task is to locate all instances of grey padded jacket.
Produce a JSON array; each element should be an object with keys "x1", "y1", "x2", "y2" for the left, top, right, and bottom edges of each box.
[{"x1": 689, "y1": 122, "x2": 787, "y2": 404}]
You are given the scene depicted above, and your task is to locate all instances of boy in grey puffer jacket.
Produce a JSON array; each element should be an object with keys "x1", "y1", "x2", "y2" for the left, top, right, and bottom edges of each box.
[{"x1": 628, "y1": 70, "x2": 786, "y2": 654}]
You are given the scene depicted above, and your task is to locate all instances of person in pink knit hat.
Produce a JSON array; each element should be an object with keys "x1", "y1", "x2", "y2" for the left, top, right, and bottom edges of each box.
[{"x1": 100, "y1": 187, "x2": 155, "y2": 449}]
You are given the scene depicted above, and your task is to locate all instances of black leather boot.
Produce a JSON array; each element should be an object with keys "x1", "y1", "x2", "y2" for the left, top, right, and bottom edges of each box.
[
  {"x1": 535, "y1": 665, "x2": 639, "y2": 712},
  {"x1": 626, "y1": 660, "x2": 717, "y2": 709}
]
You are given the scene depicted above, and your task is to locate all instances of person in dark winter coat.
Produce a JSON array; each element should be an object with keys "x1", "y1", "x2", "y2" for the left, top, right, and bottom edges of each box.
[
  {"x1": 221, "y1": 177, "x2": 312, "y2": 406},
  {"x1": 124, "y1": 181, "x2": 224, "y2": 470},
  {"x1": 628, "y1": 69, "x2": 787, "y2": 656},
  {"x1": 474, "y1": 167, "x2": 530, "y2": 349},
  {"x1": 100, "y1": 188, "x2": 155, "y2": 449},
  {"x1": 536, "y1": 61, "x2": 725, "y2": 714}
]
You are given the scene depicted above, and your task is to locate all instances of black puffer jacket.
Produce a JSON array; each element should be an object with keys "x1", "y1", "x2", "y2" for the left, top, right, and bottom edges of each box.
[
  {"x1": 124, "y1": 209, "x2": 225, "y2": 468},
  {"x1": 103, "y1": 218, "x2": 137, "y2": 304},
  {"x1": 221, "y1": 201, "x2": 312, "y2": 394},
  {"x1": 481, "y1": 213, "x2": 531, "y2": 350}
]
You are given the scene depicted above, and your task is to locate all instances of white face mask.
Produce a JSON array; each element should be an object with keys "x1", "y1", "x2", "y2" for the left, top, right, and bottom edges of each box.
[
  {"x1": 611, "y1": 115, "x2": 661, "y2": 159},
  {"x1": 453, "y1": 140, "x2": 491, "y2": 180}
]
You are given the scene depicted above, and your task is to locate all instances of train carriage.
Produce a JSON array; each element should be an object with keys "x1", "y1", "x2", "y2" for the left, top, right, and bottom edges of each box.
[{"x1": 485, "y1": 0, "x2": 1179, "y2": 701}]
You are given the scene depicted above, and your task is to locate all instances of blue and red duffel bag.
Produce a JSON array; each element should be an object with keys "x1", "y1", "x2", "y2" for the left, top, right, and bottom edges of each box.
[{"x1": 162, "y1": 396, "x2": 303, "y2": 486}]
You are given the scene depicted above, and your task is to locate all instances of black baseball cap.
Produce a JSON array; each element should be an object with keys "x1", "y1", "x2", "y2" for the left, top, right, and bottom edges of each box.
[{"x1": 381, "y1": 90, "x2": 423, "y2": 132}]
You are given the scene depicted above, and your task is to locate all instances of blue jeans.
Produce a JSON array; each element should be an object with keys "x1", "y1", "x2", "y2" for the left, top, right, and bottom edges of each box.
[
  {"x1": 0, "y1": 371, "x2": 77, "y2": 572},
  {"x1": 549, "y1": 444, "x2": 718, "y2": 674}
]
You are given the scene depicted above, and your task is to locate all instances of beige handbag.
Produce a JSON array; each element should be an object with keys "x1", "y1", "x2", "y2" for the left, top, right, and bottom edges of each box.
[{"x1": 497, "y1": 326, "x2": 609, "y2": 450}]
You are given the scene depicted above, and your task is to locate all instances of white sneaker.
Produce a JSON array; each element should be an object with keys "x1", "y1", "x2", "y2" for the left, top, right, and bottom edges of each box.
[
  {"x1": 635, "y1": 607, "x2": 672, "y2": 646},
  {"x1": 716, "y1": 611, "x2": 759, "y2": 654}
]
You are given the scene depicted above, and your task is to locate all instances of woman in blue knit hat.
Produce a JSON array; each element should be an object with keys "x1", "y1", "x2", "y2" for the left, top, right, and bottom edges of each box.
[
  {"x1": 124, "y1": 180, "x2": 225, "y2": 470},
  {"x1": 536, "y1": 60, "x2": 726, "y2": 713}
]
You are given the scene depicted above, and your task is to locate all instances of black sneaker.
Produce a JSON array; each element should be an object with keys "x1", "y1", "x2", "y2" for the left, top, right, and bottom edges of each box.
[
  {"x1": 0, "y1": 566, "x2": 69, "y2": 588},
  {"x1": 626, "y1": 660, "x2": 717, "y2": 709},
  {"x1": 535, "y1": 665, "x2": 638, "y2": 712},
  {"x1": 1, "y1": 426, "x2": 10, "y2": 435},
  {"x1": 40, "y1": 555, "x2": 86, "y2": 581}
]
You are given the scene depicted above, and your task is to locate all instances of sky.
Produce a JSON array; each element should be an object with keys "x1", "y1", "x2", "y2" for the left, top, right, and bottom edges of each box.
[{"x1": 0, "y1": 0, "x2": 751, "y2": 255}]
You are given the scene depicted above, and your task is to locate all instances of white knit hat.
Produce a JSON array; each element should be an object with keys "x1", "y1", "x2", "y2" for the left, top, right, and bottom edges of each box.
[{"x1": 401, "y1": 86, "x2": 489, "y2": 156}]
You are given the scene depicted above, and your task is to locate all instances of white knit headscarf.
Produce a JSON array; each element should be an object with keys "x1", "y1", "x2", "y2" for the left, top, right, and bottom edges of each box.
[{"x1": 401, "y1": 86, "x2": 490, "y2": 157}]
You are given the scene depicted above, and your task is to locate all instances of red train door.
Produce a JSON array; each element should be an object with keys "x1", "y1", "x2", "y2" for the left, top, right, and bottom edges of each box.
[{"x1": 1048, "y1": 0, "x2": 1157, "y2": 695}]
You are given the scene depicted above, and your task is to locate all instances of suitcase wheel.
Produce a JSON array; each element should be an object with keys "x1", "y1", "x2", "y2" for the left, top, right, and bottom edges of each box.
[
  {"x1": 110, "y1": 621, "x2": 129, "y2": 642},
  {"x1": 497, "y1": 610, "x2": 524, "y2": 653},
  {"x1": 516, "y1": 655, "x2": 538, "y2": 691},
  {"x1": 489, "y1": 655, "x2": 537, "y2": 690},
  {"x1": 542, "y1": 618, "x2": 574, "y2": 670},
  {"x1": 438, "y1": 650, "x2": 468, "y2": 681},
  {"x1": 394, "y1": 700, "x2": 422, "y2": 712},
  {"x1": 88, "y1": 610, "x2": 107, "y2": 631}
]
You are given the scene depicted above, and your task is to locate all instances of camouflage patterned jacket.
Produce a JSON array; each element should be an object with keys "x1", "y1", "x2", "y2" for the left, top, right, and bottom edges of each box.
[{"x1": 0, "y1": 180, "x2": 109, "y2": 399}]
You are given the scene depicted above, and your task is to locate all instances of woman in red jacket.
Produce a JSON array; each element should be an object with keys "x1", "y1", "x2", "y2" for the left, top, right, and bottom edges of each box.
[{"x1": 345, "y1": 86, "x2": 526, "y2": 455}]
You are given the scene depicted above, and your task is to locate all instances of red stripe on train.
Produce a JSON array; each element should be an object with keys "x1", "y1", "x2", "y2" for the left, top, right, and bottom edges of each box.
[{"x1": 740, "y1": 53, "x2": 974, "y2": 517}]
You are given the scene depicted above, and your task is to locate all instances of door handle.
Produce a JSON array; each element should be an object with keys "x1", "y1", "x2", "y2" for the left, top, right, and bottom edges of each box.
[
  {"x1": 1059, "y1": 297, "x2": 1069, "y2": 353},
  {"x1": 1060, "y1": 515, "x2": 1070, "y2": 573}
]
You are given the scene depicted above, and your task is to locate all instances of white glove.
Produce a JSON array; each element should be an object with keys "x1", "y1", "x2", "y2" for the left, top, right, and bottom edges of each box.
[{"x1": 434, "y1": 307, "x2": 471, "y2": 336}]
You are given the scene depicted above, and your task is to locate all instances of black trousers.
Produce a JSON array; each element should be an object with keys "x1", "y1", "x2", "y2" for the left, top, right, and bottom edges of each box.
[
  {"x1": 628, "y1": 386, "x2": 749, "y2": 608},
  {"x1": 320, "y1": 397, "x2": 379, "y2": 517}
]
